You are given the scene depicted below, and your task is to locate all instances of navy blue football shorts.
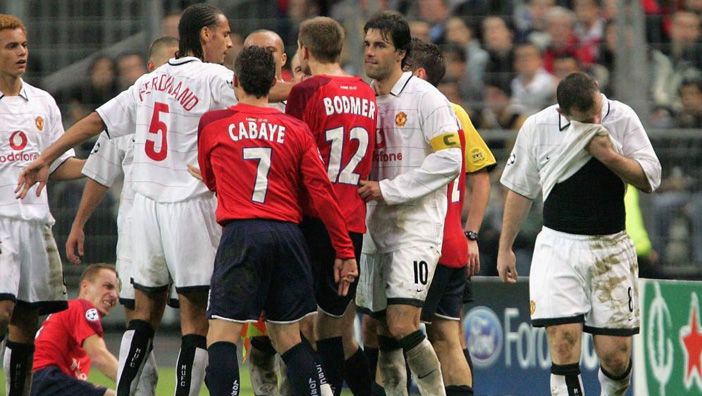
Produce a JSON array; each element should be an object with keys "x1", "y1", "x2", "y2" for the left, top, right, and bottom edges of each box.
[
  {"x1": 421, "y1": 264, "x2": 466, "y2": 323},
  {"x1": 32, "y1": 366, "x2": 107, "y2": 396}
]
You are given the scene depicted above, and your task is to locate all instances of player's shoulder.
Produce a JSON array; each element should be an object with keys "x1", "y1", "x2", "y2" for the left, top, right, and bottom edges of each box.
[
  {"x1": 200, "y1": 107, "x2": 236, "y2": 131},
  {"x1": 524, "y1": 104, "x2": 560, "y2": 128},
  {"x1": 21, "y1": 81, "x2": 59, "y2": 108}
]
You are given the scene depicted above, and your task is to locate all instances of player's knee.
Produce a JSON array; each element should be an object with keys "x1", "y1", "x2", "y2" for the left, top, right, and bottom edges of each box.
[
  {"x1": 385, "y1": 319, "x2": 416, "y2": 340},
  {"x1": 547, "y1": 327, "x2": 581, "y2": 363},
  {"x1": 599, "y1": 350, "x2": 630, "y2": 376}
]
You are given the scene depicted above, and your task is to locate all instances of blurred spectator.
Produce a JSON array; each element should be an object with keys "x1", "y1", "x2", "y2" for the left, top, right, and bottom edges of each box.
[
  {"x1": 161, "y1": 12, "x2": 180, "y2": 38},
  {"x1": 514, "y1": 0, "x2": 556, "y2": 44},
  {"x1": 573, "y1": 0, "x2": 605, "y2": 61},
  {"x1": 664, "y1": 10, "x2": 702, "y2": 72},
  {"x1": 415, "y1": 0, "x2": 451, "y2": 44},
  {"x1": 437, "y1": 77, "x2": 464, "y2": 104},
  {"x1": 552, "y1": 53, "x2": 581, "y2": 81},
  {"x1": 511, "y1": 43, "x2": 557, "y2": 114},
  {"x1": 441, "y1": 43, "x2": 470, "y2": 101},
  {"x1": 540, "y1": 6, "x2": 595, "y2": 72},
  {"x1": 454, "y1": 0, "x2": 516, "y2": 36},
  {"x1": 115, "y1": 52, "x2": 146, "y2": 91},
  {"x1": 686, "y1": 0, "x2": 702, "y2": 14},
  {"x1": 58, "y1": 55, "x2": 117, "y2": 126},
  {"x1": 482, "y1": 16, "x2": 516, "y2": 89},
  {"x1": 479, "y1": 76, "x2": 527, "y2": 133},
  {"x1": 409, "y1": 19, "x2": 432, "y2": 43},
  {"x1": 445, "y1": 16, "x2": 488, "y2": 106},
  {"x1": 676, "y1": 77, "x2": 702, "y2": 127},
  {"x1": 625, "y1": 186, "x2": 662, "y2": 278}
]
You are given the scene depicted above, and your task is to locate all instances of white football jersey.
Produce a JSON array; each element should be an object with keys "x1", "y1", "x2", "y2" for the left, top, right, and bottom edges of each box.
[
  {"x1": 96, "y1": 57, "x2": 237, "y2": 202},
  {"x1": 500, "y1": 94, "x2": 661, "y2": 199},
  {"x1": 0, "y1": 81, "x2": 74, "y2": 224},
  {"x1": 364, "y1": 72, "x2": 462, "y2": 253},
  {"x1": 82, "y1": 133, "x2": 135, "y2": 229}
]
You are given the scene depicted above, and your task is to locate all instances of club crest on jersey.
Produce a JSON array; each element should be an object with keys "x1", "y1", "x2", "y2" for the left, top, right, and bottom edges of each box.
[
  {"x1": 35, "y1": 116, "x2": 44, "y2": 131},
  {"x1": 85, "y1": 308, "x2": 99, "y2": 322},
  {"x1": 395, "y1": 112, "x2": 407, "y2": 127}
]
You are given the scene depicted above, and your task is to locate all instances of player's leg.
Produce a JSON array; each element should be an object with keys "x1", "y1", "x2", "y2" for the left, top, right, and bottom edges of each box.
[
  {"x1": 249, "y1": 335, "x2": 279, "y2": 395},
  {"x1": 206, "y1": 318, "x2": 244, "y2": 396},
  {"x1": 458, "y1": 279, "x2": 474, "y2": 381},
  {"x1": 340, "y1": 303, "x2": 372, "y2": 396},
  {"x1": 4, "y1": 304, "x2": 38, "y2": 396},
  {"x1": 175, "y1": 290, "x2": 208, "y2": 396},
  {"x1": 423, "y1": 265, "x2": 472, "y2": 395},
  {"x1": 546, "y1": 323, "x2": 585, "y2": 396},
  {"x1": 593, "y1": 335, "x2": 633, "y2": 396},
  {"x1": 122, "y1": 307, "x2": 158, "y2": 396}
]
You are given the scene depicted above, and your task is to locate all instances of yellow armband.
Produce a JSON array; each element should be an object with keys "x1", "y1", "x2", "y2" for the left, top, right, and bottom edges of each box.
[{"x1": 430, "y1": 131, "x2": 460, "y2": 152}]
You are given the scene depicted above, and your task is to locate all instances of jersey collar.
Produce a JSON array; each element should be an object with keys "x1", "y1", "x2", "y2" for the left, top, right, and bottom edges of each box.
[
  {"x1": 168, "y1": 56, "x2": 201, "y2": 66},
  {"x1": 558, "y1": 93, "x2": 611, "y2": 131},
  {"x1": 372, "y1": 71, "x2": 413, "y2": 97},
  {"x1": 232, "y1": 102, "x2": 282, "y2": 114},
  {"x1": 0, "y1": 79, "x2": 29, "y2": 101}
]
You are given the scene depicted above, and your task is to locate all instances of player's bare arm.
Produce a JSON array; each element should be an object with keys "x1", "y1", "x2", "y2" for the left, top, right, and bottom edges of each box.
[
  {"x1": 49, "y1": 158, "x2": 85, "y2": 181},
  {"x1": 465, "y1": 169, "x2": 491, "y2": 276},
  {"x1": 66, "y1": 180, "x2": 110, "y2": 264},
  {"x1": 586, "y1": 134, "x2": 652, "y2": 192},
  {"x1": 17, "y1": 112, "x2": 105, "y2": 198},
  {"x1": 497, "y1": 190, "x2": 533, "y2": 284},
  {"x1": 83, "y1": 333, "x2": 118, "y2": 381}
]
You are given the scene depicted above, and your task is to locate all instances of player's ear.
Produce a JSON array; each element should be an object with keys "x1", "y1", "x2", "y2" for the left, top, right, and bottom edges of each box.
[
  {"x1": 233, "y1": 75, "x2": 239, "y2": 88},
  {"x1": 281, "y1": 52, "x2": 287, "y2": 68}
]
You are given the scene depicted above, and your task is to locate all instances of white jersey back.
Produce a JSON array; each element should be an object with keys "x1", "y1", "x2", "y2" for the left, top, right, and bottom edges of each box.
[
  {"x1": 0, "y1": 81, "x2": 74, "y2": 224},
  {"x1": 365, "y1": 72, "x2": 461, "y2": 252},
  {"x1": 96, "y1": 57, "x2": 237, "y2": 202},
  {"x1": 82, "y1": 133, "x2": 135, "y2": 229}
]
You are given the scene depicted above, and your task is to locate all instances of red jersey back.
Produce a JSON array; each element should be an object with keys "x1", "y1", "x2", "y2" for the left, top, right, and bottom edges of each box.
[
  {"x1": 439, "y1": 129, "x2": 468, "y2": 268},
  {"x1": 286, "y1": 75, "x2": 377, "y2": 233},
  {"x1": 198, "y1": 103, "x2": 355, "y2": 259},
  {"x1": 33, "y1": 299, "x2": 104, "y2": 380}
]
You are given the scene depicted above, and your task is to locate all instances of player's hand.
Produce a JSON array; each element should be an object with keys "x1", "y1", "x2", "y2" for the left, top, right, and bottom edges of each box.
[
  {"x1": 66, "y1": 225, "x2": 85, "y2": 265},
  {"x1": 467, "y1": 240, "x2": 480, "y2": 276},
  {"x1": 334, "y1": 258, "x2": 358, "y2": 297},
  {"x1": 16, "y1": 158, "x2": 50, "y2": 199},
  {"x1": 497, "y1": 248, "x2": 518, "y2": 284},
  {"x1": 187, "y1": 164, "x2": 203, "y2": 181},
  {"x1": 586, "y1": 134, "x2": 616, "y2": 164},
  {"x1": 358, "y1": 180, "x2": 384, "y2": 203}
]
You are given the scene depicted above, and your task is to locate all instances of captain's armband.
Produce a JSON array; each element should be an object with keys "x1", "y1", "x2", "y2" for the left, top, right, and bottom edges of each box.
[{"x1": 430, "y1": 131, "x2": 461, "y2": 152}]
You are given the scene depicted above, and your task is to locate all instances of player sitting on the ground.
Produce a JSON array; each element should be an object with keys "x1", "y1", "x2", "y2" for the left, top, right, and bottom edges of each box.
[{"x1": 31, "y1": 264, "x2": 120, "y2": 396}]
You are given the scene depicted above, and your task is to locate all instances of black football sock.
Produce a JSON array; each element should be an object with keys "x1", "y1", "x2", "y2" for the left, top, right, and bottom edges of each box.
[
  {"x1": 206, "y1": 341, "x2": 240, "y2": 396},
  {"x1": 175, "y1": 334, "x2": 207, "y2": 396},
  {"x1": 117, "y1": 319, "x2": 154, "y2": 396},
  {"x1": 343, "y1": 346, "x2": 372, "y2": 396},
  {"x1": 282, "y1": 341, "x2": 329, "y2": 396},
  {"x1": 317, "y1": 336, "x2": 344, "y2": 395},
  {"x1": 4, "y1": 340, "x2": 34, "y2": 396}
]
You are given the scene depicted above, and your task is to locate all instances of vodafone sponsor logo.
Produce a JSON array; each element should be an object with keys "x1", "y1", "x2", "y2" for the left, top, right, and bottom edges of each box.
[
  {"x1": 3, "y1": 131, "x2": 37, "y2": 163},
  {"x1": 9, "y1": 131, "x2": 27, "y2": 150}
]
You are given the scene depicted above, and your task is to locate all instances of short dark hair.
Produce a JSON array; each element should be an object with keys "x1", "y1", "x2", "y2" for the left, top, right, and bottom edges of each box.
[
  {"x1": 298, "y1": 17, "x2": 344, "y2": 64},
  {"x1": 556, "y1": 72, "x2": 599, "y2": 115},
  {"x1": 177, "y1": 3, "x2": 223, "y2": 60},
  {"x1": 406, "y1": 38, "x2": 446, "y2": 87},
  {"x1": 364, "y1": 11, "x2": 412, "y2": 68},
  {"x1": 80, "y1": 263, "x2": 118, "y2": 284},
  {"x1": 149, "y1": 36, "x2": 179, "y2": 59},
  {"x1": 235, "y1": 46, "x2": 276, "y2": 98},
  {"x1": 679, "y1": 77, "x2": 702, "y2": 94}
]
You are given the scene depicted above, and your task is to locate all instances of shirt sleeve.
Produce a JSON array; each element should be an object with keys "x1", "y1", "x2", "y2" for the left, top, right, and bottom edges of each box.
[
  {"x1": 46, "y1": 98, "x2": 76, "y2": 173},
  {"x1": 81, "y1": 133, "x2": 126, "y2": 187},
  {"x1": 379, "y1": 90, "x2": 462, "y2": 205},
  {"x1": 71, "y1": 301, "x2": 103, "y2": 347},
  {"x1": 452, "y1": 104, "x2": 497, "y2": 173},
  {"x1": 620, "y1": 105, "x2": 662, "y2": 192},
  {"x1": 96, "y1": 85, "x2": 138, "y2": 139},
  {"x1": 299, "y1": 130, "x2": 355, "y2": 259},
  {"x1": 211, "y1": 67, "x2": 237, "y2": 109},
  {"x1": 500, "y1": 116, "x2": 541, "y2": 199}
]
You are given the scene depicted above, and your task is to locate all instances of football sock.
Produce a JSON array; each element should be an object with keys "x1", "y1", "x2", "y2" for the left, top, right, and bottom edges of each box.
[
  {"x1": 343, "y1": 346, "x2": 372, "y2": 396},
  {"x1": 317, "y1": 336, "x2": 345, "y2": 395},
  {"x1": 550, "y1": 363, "x2": 584, "y2": 396},
  {"x1": 598, "y1": 360, "x2": 632, "y2": 396},
  {"x1": 249, "y1": 336, "x2": 278, "y2": 395},
  {"x1": 377, "y1": 335, "x2": 407, "y2": 395},
  {"x1": 135, "y1": 347, "x2": 158, "y2": 396},
  {"x1": 117, "y1": 319, "x2": 154, "y2": 396},
  {"x1": 446, "y1": 384, "x2": 473, "y2": 396},
  {"x1": 364, "y1": 345, "x2": 379, "y2": 382},
  {"x1": 175, "y1": 334, "x2": 208, "y2": 396},
  {"x1": 282, "y1": 341, "x2": 333, "y2": 396},
  {"x1": 400, "y1": 330, "x2": 444, "y2": 395},
  {"x1": 275, "y1": 353, "x2": 293, "y2": 396},
  {"x1": 206, "y1": 341, "x2": 240, "y2": 396},
  {"x1": 4, "y1": 340, "x2": 33, "y2": 396}
]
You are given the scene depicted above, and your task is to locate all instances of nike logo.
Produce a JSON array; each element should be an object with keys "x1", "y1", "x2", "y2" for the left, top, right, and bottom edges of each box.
[{"x1": 417, "y1": 370, "x2": 436, "y2": 380}]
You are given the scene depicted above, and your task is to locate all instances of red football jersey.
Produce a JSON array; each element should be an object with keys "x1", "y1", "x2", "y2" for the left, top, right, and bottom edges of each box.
[
  {"x1": 33, "y1": 299, "x2": 104, "y2": 380},
  {"x1": 286, "y1": 75, "x2": 377, "y2": 233},
  {"x1": 198, "y1": 103, "x2": 355, "y2": 259},
  {"x1": 439, "y1": 128, "x2": 468, "y2": 268}
]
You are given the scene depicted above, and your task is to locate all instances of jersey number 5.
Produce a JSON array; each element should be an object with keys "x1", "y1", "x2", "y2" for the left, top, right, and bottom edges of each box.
[
  {"x1": 243, "y1": 147, "x2": 272, "y2": 203},
  {"x1": 145, "y1": 102, "x2": 169, "y2": 161},
  {"x1": 325, "y1": 126, "x2": 369, "y2": 185}
]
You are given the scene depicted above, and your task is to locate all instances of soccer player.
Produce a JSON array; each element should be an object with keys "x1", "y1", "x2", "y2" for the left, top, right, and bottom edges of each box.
[
  {"x1": 286, "y1": 16, "x2": 377, "y2": 396},
  {"x1": 290, "y1": 51, "x2": 307, "y2": 83},
  {"x1": 0, "y1": 13, "x2": 84, "y2": 395},
  {"x1": 198, "y1": 45, "x2": 357, "y2": 396},
  {"x1": 497, "y1": 72, "x2": 661, "y2": 396},
  {"x1": 16, "y1": 4, "x2": 239, "y2": 395},
  {"x1": 243, "y1": 29, "x2": 289, "y2": 113},
  {"x1": 31, "y1": 264, "x2": 120, "y2": 396},
  {"x1": 356, "y1": 11, "x2": 463, "y2": 395},
  {"x1": 407, "y1": 38, "x2": 496, "y2": 396},
  {"x1": 63, "y1": 36, "x2": 179, "y2": 396}
]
